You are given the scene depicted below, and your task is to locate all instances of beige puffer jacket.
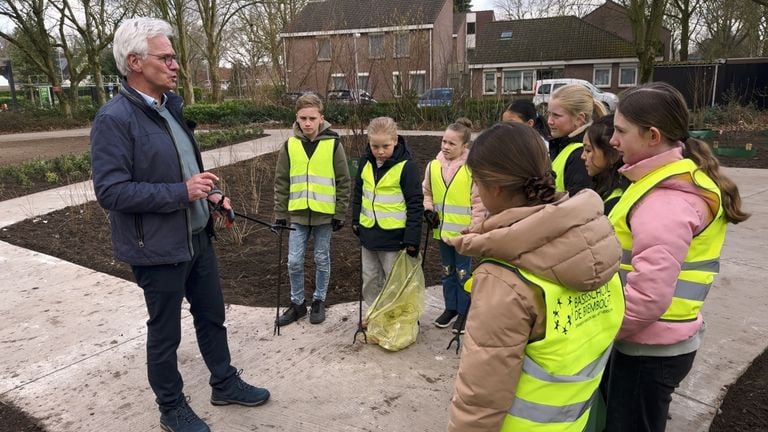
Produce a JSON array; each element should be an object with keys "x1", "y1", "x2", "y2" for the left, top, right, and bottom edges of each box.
[{"x1": 444, "y1": 189, "x2": 620, "y2": 432}]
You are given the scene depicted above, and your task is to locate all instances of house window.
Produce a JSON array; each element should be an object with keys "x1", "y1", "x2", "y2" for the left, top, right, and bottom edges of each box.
[
  {"x1": 395, "y1": 33, "x2": 409, "y2": 58},
  {"x1": 369, "y1": 33, "x2": 384, "y2": 59},
  {"x1": 317, "y1": 37, "x2": 331, "y2": 61},
  {"x1": 483, "y1": 71, "x2": 496, "y2": 95},
  {"x1": 409, "y1": 70, "x2": 426, "y2": 95},
  {"x1": 500, "y1": 31, "x2": 512, "y2": 40},
  {"x1": 392, "y1": 72, "x2": 402, "y2": 97},
  {"x1": 593, "y1": 65, "x2": 611, "y2": 88},
  {"x1": 331, "y1": 73, "x2": 347, "y2": 90},
  {"x1": 357, "y1": 73, "x2": 369, "y2": 91},
  {"x1": 467, "y1": 22, "x2": 476, "y2": 35},
  {"x1": 619, "y1": 65, "x2": 637, "y2": 87},
  {"x1": 502, "y1": 69, "x2": 535, "y2": 94}
]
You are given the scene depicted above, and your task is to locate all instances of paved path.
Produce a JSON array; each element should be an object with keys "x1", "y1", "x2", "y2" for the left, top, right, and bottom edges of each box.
[{"x1": 0, "y1": 130, "x2": 767, "y2": 431}]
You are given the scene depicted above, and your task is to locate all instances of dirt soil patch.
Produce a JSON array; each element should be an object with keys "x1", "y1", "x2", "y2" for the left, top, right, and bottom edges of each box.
[
  {"x1": 0, "y1": 136, "x2": 91, "y2": 167},
  {"x1": 2, "y1": 131, "x2": 768, "y2": 432},
  {"x1": 0, "y1": 135, "x2": 449, "y2": 309}
]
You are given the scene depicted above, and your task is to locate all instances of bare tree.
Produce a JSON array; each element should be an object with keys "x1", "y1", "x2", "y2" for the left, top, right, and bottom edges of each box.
[
  {"x1": 625, "y1": 0, "x2": 668, "y2": 83},
  {"x1": 194, "y1": 0, "x2": 261, "y2": 102},
  {"x1": 144, "y1": 0, "x2": 199, "y2": 104},
  {"x1": 665, "y1": 0, "x2": 702, "y2": 60},
  {"x1": 0, "y1": 0, "x2": 73, "y2": 116},
  {"x1": 51, "y1": 0, "x2": 132, "y2": 107},
  {"x1": 493, "y1": 0, "x2": 601, "y2": 20},
  {"x1": 696, "y1": 0, "x2": 751, "y2": 58}
]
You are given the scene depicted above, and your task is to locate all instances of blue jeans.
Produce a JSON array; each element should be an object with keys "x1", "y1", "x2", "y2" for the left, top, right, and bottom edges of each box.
[
  {"x1": 439, "y1": 241, "x2": 471, "y2": 315},
  {"x1": 287, "y1": 223, "x2": 332, "y2": 304}
]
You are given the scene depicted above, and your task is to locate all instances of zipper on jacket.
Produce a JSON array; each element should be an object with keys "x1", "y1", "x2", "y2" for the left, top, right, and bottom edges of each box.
[{"x1": 134, "y1": 214, "x2": 145, "y2": 248}]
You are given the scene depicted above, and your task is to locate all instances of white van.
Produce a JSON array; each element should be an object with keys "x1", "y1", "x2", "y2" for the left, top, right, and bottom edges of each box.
[{"x1": 532, "y1": 78, "x2": 618, "y2": 113}]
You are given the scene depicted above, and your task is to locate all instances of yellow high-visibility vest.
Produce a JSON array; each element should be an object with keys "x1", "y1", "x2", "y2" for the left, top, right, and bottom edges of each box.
[
  {"x1": 608, "y1": 158, "x2": 726, "y2": 322},
  {"x1": 429, "y1": 160, "x2": 472, "y2": 240},
  {"x1": 477, "y1": 259, "x2": 624, "y2": 432},
  {"x1": 551, "y1": 143, "x2": 583, "y2": 193},
  {"x1": 359, "y1": 160, "x2": 407, "y2": 229},
  {"x1": 287, "y1": 137, "x2": 336, "y2": 214}
]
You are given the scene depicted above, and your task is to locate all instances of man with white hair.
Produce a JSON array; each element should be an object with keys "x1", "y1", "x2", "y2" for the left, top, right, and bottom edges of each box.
[{"x1": 91, "y1": 17, "x2": 270, "y2": 432}]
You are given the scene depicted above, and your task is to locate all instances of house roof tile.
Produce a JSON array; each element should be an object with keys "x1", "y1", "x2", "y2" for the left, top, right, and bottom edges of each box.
[
  {"x1": 469, "y1": 16, "x2": 636, "y2": 65},
  {"x1": 284, "y1": 0, "x2": 446, "y2": 35}
]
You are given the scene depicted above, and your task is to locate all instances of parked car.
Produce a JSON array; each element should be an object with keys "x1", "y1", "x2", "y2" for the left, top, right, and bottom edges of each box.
[
  {"x1": 326, "y1": 89, "x2": 376, "y2": 105},
  {"x1": 417, "y1": 87, "x2": 454, "y2": 108},
  {"x1": 280, "y1": 91, "x2": 321, "y2": 107},
  {"x1": 532, "y1": 78, "x2": 618, "y2": 113}
]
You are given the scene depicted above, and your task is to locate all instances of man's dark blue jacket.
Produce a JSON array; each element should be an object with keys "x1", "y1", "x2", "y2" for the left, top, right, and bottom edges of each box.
[{"x1": 91, "y1": 82, "x2": 213, "y2": 266}]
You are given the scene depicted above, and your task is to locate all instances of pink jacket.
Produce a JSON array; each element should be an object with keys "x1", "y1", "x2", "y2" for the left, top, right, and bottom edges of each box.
[
  {"x1": 617, "y1": 146, "x2": 714, "y2": 345},
  {"x1": 422, "y1": 150, "x2": 486, "y2": 229}
]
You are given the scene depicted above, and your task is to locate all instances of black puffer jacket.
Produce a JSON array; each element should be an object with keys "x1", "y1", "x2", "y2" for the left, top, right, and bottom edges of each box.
[{"x1": 351, "y1": 135, "x2": 424, "y2": 251}]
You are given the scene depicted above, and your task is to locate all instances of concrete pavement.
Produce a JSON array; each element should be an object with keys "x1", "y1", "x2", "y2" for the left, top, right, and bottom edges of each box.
[{"x1": 1, "y1": 130, "x2": 767, "y2": 431}]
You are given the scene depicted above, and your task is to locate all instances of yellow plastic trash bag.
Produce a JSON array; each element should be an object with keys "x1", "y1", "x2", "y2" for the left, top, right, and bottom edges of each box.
[{"x1": 364, "y1": 251, "x2": 425, "y2": 351}]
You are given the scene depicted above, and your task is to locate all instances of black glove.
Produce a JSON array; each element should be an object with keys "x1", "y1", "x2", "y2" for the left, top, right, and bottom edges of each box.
[
  {"x1": 275, "y1": 218, "x2": 287, "y2": 227},
  {"x1": 405, "y1": 244, "x2": 419, "y2": 257},
  {"x1": 332, "y1": 219, "x2": 344, "y2": 232},
  {"x1": 424, "y1": 210, "x2": 440, "y2": 228},
  {"x1": 352, "y1": 225, "x2": 360, "y2": 236}
]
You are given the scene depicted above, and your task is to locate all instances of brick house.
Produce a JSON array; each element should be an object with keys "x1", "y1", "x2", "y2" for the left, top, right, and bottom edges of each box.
[
  {"x1": 279, "y1": 0, "x2": 460, "y2": 100},
  {"x1": 468, "y1": 16, "x2": 640, "y2": 98}
]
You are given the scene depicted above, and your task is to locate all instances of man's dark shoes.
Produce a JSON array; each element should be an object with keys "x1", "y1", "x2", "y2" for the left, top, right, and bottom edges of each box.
[
  {"x1": 309, "y1": 299, "x2": 326, "y2": 324},
  {"x1": 452, "y1": 314, "x2": 466, "y2": 334},
  {"x1": 160, "y1": 398, "x2": 210, "y2": 432},
  {"x1": 211, "y1": 370, "x2": 270, "y2": 407},
  {"x1": 434, "y1": 309, "x2": 458, "y2": 328},
  {"x1": 277, "y1": 301, "x2": 306, "y2": 326}
]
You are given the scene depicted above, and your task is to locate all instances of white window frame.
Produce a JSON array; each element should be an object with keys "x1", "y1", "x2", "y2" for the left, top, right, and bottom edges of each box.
[
  {"x1": 483, "y1": 70, "x2": 497, "y2": 95},
  {"x1": 369, "y1": 33, "x2": 385, "y2": 59},
  {"x1": 409, "y1": 70, "x2": 426, "y2": 95},
  {"x1": 501, "y1": 69, "x2": 535, "y2": 94},
  {"x1": 357, "y1": 72, "x2": 369, "y2": 92},
  {"x1": 394, "y1": 32, "x2": 410, "y2": 58},
  {"x1": 618, "y1": 64, "x2": 638, "y2": 87},
  {"x1": 317, "y1": 37, "x2": 331, "y2": 61},
  {"x1": 392, "y1": 71, "x2": 402, "y2": 97},
  {"x1": 330, "y1": 73, "x2": 347, "y2": 90},
  {"x1": 593, "y1": 64, "x2": 612, "y2": 88}
]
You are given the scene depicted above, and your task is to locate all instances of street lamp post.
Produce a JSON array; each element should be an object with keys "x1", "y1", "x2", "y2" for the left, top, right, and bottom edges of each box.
[{"x1": 353, "y1": 33, "x2": 361, "y2": 100}]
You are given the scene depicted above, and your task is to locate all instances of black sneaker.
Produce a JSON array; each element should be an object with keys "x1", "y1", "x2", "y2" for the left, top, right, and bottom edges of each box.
[
  {"x1": 277, "y1": 301, "x2": 306, "y2": 326},
  {"x1": 434, "y1": 309, "x2": 458, "y2": 328},
  {"x1": 211, "y1": 369, "x2": 270, "y2": 407},
  {"x1": 452, "y1": 314, "x2": 466, "y2": 334},
  {"x1": 309, "y1": 299, "x2": 326, "y2": 324},
  {"x1": 160, "y1": 397, "x2": 210, "y2": 432}
]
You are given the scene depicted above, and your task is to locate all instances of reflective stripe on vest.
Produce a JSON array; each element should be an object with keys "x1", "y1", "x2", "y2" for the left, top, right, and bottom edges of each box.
[
  {"x1": 429, "y1": 160, "x2": 472, "y2": 239},
  {"x1": 359, "y1": 160, "x2": 407, "y2": 229},
  {"x1": 551, "y1": 142, "x2": 583, "y2": 193},
  {"x1": 608, "y1": 158, "x2": 726, "y2": 322},
  {"x1": 476, "y1": 259, "x2": 624, "y2": 432},
  {"x1": 287, "y1": 137, "x2": 336, "y2": 214}
]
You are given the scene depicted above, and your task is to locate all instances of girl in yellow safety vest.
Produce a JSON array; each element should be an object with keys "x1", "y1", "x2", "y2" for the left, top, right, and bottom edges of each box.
[
  {"x1": 422, "y1": 118, "x2": 485, "y2": 334},
  {"x1": 445, "y1": 122, "x2": 625, "y2": 432},
  {"x1": 604, "y1": 82, "x2": 750, "y2": 432},
  {"x1": 581, "y1": 114, "x2": 629, "y2": 215},
  {"x1": 547, "y1": 84, "x2": 607, "y2": 197}
]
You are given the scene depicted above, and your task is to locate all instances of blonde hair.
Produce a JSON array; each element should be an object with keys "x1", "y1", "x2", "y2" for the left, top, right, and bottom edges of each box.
[
  {"x1": 296, "y1": 93, "x2": 323, "y2": 112},
  {"x1": 551, "y1": 84, "x2": 607, "y2": 124},
  {"x1": 447, "y1": 117, "x2": 472, "y2": 145},
  {"x1": 367, "y1": 117, "x2": 398, "y2": 141}
]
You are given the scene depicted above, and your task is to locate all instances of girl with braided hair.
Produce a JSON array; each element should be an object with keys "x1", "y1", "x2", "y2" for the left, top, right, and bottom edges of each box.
[{"x1": 445, "y1": 122, "x2": 625, "y2": 431}]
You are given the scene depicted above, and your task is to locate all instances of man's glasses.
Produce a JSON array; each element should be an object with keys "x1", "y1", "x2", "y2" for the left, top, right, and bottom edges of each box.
[{"x1": 146, "y1": 53, "x2": 178, "y2": 67}]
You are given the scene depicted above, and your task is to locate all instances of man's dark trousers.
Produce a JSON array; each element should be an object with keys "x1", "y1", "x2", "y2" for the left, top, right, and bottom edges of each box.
[{"x1": 132, "y1": 231, "x2": 237, "y2": 410}]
